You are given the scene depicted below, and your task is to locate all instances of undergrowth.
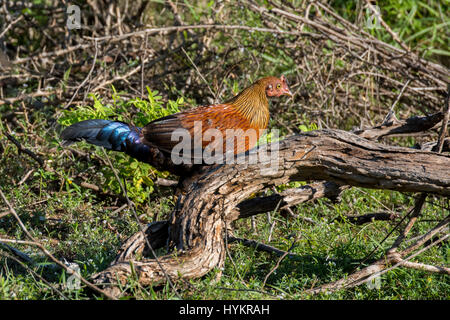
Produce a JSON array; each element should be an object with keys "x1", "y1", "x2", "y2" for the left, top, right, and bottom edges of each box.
[
  {"x1": 58, "y1": 87, "x2": 183, "y2": 204},
  {"x1": 0, "y1": 0, "x2": 448, "y2": 300}
]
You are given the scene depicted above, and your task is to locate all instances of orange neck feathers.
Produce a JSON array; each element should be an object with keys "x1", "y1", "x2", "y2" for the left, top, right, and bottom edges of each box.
[{"x1": 225, "y1": 78, "x2": 274, "y2": 129}]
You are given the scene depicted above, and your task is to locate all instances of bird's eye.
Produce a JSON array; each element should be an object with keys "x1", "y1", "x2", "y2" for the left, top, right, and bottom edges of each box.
[{"x1": 276, "y1": 83, "x2": 281, "y2": 89}]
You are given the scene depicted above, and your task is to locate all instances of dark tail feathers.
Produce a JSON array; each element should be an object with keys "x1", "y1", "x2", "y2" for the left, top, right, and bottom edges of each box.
[{"x1": 60, "y1": 119, "x2": 151, "y2": 162}]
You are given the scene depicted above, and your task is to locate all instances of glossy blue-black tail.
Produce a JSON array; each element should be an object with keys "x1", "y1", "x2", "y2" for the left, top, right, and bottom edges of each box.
[{"x1": 60, "y1": 119, "x2": 151, "y2": 163}]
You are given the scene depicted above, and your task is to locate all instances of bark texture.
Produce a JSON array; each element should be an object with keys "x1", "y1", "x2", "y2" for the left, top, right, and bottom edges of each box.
[{"x1": 92, "y1": 129, "x2": 450, "y2": 293}]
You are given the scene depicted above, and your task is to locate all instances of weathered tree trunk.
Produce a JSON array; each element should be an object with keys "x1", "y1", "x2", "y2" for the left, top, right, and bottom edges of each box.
[{"x1": 92, "y1": 128, "x2": 450, "y2": 294}]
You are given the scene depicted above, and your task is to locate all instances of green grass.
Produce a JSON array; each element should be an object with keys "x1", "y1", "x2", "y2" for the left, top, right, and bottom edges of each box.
[
  {"x1": 0, "y1": 0, "x2": 449, "y2": 300},
  {"x1": 331, "y1": 0, "x2": 450, "y2": 66},
  {"x1": 1, "y1": 109, "x2": 448, "y2": 299}
]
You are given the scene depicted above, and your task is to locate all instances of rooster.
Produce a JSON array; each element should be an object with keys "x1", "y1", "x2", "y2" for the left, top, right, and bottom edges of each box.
[{"x1": 61, "y1": 76, "x2": 292, "y2": 175}]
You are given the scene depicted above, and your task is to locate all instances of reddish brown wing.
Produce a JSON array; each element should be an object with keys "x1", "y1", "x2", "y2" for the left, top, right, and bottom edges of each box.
[{"x1": 142, "y1": 104, "x2": 263, "y2": 160}]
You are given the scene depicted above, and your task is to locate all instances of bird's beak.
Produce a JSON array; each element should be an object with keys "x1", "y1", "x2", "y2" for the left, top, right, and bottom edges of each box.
[
  {"x1": 283, "y1": 88, "x2": 293, "y2": 97},
  {"x1": 280, "y1": 75, "x2": 292, "y2": 97}
]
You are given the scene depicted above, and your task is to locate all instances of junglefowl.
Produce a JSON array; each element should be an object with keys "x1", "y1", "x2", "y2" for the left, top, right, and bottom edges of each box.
[{"x1": 61, "y1": 75, "x2": 292, "y2": 175}]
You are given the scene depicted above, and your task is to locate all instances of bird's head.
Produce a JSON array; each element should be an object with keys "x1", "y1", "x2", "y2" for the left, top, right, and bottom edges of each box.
[{"x1": 263, "y1": 75, "x2": 292, "y2": 98}]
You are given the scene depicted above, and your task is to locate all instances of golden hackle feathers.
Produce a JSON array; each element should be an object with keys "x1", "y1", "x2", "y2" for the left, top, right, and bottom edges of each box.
[{"x1": 142, "y1": 76, "x2": 291, "y2": 157}]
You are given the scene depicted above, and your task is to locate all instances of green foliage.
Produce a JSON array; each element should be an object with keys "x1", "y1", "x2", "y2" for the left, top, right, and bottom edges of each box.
[
  {"x1": 59, "y1": 86, "x2": 182, "y2": 127},
  {"x1": 1, "y1": 0, "x2": 449, "y2": 301},
  {"x1": 58, "y1": 86, "x2": 183, "y2": 204},
  {"x1": 331, "y1": 0, "x2": 450, "y2": 63},
  {"x1": 297, "y1": 121, "x2": 318, "y2": 133}
]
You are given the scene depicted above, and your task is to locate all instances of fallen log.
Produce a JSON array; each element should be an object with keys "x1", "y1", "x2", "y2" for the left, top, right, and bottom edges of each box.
[{"x1": 91, "y1": 128, "x2": 450, "y2": 294}]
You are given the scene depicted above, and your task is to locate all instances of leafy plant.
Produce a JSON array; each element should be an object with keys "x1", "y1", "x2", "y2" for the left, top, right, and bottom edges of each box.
[
  {"x1": 59, "y1": 86, "x2": 183, "y2": 203},
  {"x1": 331, "y1": 0, "x2": 450, "y2": 64}
]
